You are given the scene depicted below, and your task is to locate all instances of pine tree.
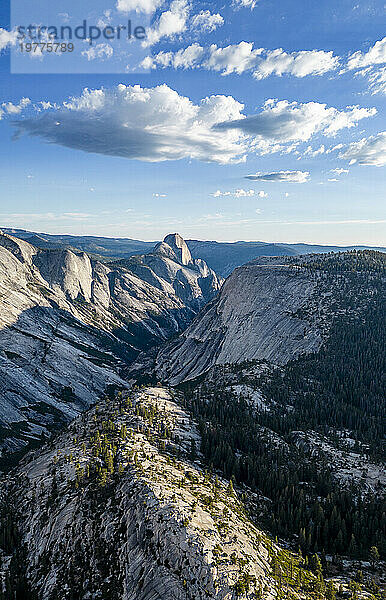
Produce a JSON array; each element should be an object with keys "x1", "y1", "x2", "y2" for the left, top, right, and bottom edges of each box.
[{"x1": 369, "y1": 545, "x2": 380, "y2": 569}]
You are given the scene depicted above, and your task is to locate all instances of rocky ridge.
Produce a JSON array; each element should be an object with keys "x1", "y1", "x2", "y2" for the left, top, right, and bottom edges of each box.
[{"x1": 0, "y1": 386, "x2": 320, "y2": 600}]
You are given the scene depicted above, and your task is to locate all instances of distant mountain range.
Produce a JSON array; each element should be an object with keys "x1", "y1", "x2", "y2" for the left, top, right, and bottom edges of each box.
[
  {"x1": 1, "y1": 228, "x2": 155, "y2": 260},
  {"x1": 3, "y1": 227, "x2": 385, "y2": 277}
]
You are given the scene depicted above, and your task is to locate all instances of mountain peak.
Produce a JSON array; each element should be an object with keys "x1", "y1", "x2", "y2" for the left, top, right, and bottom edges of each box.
[
  {"x1": 0, "y1": 230, "x2": 37, "y2": 264},
  {"x1": 160, "y1": 233, "x2": 193, "y2": 266}
]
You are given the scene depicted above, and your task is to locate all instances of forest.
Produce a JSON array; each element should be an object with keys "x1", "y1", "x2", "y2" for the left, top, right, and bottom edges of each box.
[{"x1": 180, "y1": 251, "x2": 385, "y2": 561}]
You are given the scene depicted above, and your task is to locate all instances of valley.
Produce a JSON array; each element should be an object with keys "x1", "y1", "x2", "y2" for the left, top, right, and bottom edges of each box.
[
  {"x1": 1, "y1": 0, "x2": 384, "y2": 596},
  {"x1": 0, "y1": 230, "x2": 221, "y2": 468},
  {"x1": 0, "y1": 237, "x2": 384, "y2": 599}
]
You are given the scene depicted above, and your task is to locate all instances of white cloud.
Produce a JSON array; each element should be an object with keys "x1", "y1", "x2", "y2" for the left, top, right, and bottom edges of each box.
[
  {"x1": 200, "y1": 213, "x2": 225, "y2": 221},
  {"x1": 253, "y1": 48, "x2": 339, "y2": 79},
  {"x1": 97, "y1": 10, "x2": 112, "y2": 28},
  {"x1": 233, "y1": 0, "x2": 258, "y2": 9},
  {"x1": 144, "y1": 0, "x2": 190, "y2": 46},
  {"x1": 205, "y1": 42, "x2": 261, "y2": 75},
  {"x1": 367, "y1": 67, "x2": 386, "y2": 95},
  {"x1": 0, "y1": 28, "x2": 19, "y2": 52},
  {"x1": 346, "y1": 38, "x2": 386, "y2": 95},
  {"x1": 347, "y1": 37, "x2": 386, "y2": 70},
  {"x1": 304, "y1": 144, "x2": 325, "y2": 157},
  {"x1": 35, "y1": 101, "x2": 59, "y2": 111},
  {"x1": 145, "y1": 42, "x2": 258, "y2": 74},
  {"x1": 3, "y1": 97, "x2": 31, "y2": 114},
  {"x1": 0, "y1": 97, "x2": 30, "y2": 120},
  {"x1": 216, "y1": 99, "x2": 376, "y2": 150},
  {"x1": 191, "y1": 10, "x2": 224, "y2": 33},
  {"x1": 116, "y1": 0, "x2": 164, "y2": 14},
  {"x1": 326, "y1": 143, "x2": 344, "y2": 154},
  {"x1": 330, "y1": 168, "x2": 349, "y2": 175},
  {"x1": 357, "y1": 66, "x2": 386, "y2": 96},
  {"x1": 14, "y1": 84, "x2": 247, "y2": 164},
  {"x1": 339, "y1": 132, "x2": 386, "y2": 166},
  {"x1": 213, "y1": 189, "x2": 256, "y2": 197},
  {"x1": 153, "y1": 192, "x2": 167, "y2": 197},
  {"x1": 142, "y1": 43, "x2": 204, "y2": 70},
  {"x1": 82, "y1": 43, "x2": 114, "y2": 61},
  {"x1": 59, "y1": 12, "x2": 71, "y2": 23},
  {"x1": 12, "y1": 88, "x2": 378, "y2": 164},
  {"x1": 246, "y1": 171, "x2": 310, "y2": 183},
  {"x1": 323, "y1": 105, "x2": 377, "y2": 136},
  {"x1": 146, "y1": 42, "x2": 340, "y2": 78}
]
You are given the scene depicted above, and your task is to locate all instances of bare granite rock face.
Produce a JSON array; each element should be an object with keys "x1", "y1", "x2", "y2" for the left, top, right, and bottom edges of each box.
[
  {"x1": 121, "y1": 233, "x2": 222, "y2": 309},
  {"x1": 0, "y1": 231, "x2": 222, "y2": 465},
  {"x1": 0, "y1": 386, "x2": 313, "y2": 599},
  {"x1": 149, "y1": 259, "x2": 326, "y2": 384}
]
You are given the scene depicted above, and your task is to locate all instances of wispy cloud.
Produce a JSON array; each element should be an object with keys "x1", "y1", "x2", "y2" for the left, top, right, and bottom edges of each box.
[
  {"x1": 347, "y1": 37, "x2": 386, "y2": 70},
  {"x1": 0, "y1": 212, "x2": 94, "y2": 222},
  {"x1": 212, "y1": 189, "x2": 268, "y2": 199},
  {"x1": 339, "y1": 132, "x2": 386, "y2": 166},
  {"x1": 191, "y1": 10, "x2": 224, "y2": 33},
  {"x1": 330, "y1": 168, "x2": 349, "y2": 175},
  {"x1": 246, "y1": 171, "x2": 310, "y2": 183},
  {"x1": 82, "y1": 43, "x2": 114, "y2": 61}
]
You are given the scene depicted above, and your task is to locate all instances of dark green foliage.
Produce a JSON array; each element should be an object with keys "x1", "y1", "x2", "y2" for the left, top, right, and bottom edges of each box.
[{"x1": 180, "y1": 251, "x2": 386, "y2": 560}]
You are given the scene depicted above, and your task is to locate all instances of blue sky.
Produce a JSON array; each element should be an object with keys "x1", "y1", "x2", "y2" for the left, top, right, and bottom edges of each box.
[{"x1": 0, "y1": 0, "x2": 385, "y2": 244}]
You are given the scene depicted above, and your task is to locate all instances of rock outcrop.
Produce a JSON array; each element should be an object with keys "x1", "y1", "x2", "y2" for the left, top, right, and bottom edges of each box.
[
  {"x1": 121, "y1": 233, "x2": 222, "y2": 309},
  {"x1": 143, "y1": 257, "x2": 326, "y2": 384},
  {"x1": 136, "y1": 251, "x2": 383, "y2": 386}
]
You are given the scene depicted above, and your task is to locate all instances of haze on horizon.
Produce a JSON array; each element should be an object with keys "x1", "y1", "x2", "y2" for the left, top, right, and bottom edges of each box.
[{"x1": 0, "y1": 0, "x2": 385, "y2": 246}]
